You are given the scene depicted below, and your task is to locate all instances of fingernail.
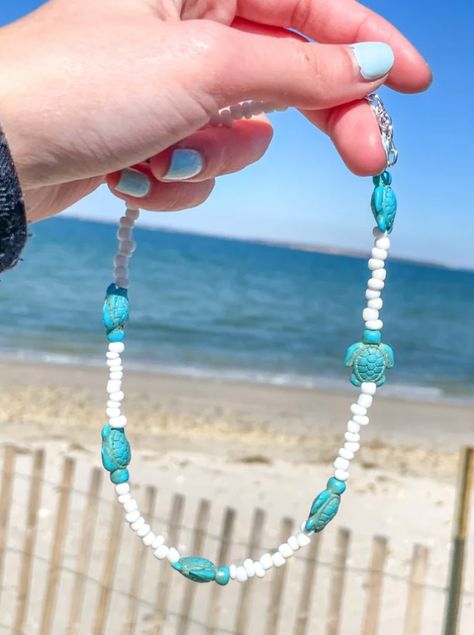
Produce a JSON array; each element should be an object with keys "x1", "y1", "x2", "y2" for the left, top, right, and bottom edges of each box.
[
  {"x1": 163, "y1": 149, "x2": 203, "y2": 181},
  {"x1": 115, "y1": 168, "x2": 151, "y2": 197},
  {"x1": 350, "y1": 42, "x2": 394, "y2": 80}
]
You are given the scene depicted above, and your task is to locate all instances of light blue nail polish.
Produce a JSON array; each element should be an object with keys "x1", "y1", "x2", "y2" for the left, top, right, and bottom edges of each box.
[
  {"x1": 163, "y1": 149, "x2": 203, "y2": 181},
  {"x1": 350, "y1": 42, "x2": 394, "y2": 81},
  {"x1": 116, "y1": 168, "x2": 151, "y2": 198}
]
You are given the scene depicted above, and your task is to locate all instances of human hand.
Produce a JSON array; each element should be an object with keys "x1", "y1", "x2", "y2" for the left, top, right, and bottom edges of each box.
[{"x1": 0, "y1": 0, "x2": 431, "y2": 221}]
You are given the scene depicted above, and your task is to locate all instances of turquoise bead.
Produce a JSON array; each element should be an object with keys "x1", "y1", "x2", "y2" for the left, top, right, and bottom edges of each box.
[
  {"x1": 363, "y1": 329, "x2": 381, "y2": 344},
  {"x1": 103, "y1": 283, "x2": 129, "y2": 342},
  {"x1": 101, "y1": 425, "x2": 131, "y2": 483},
  {"x1": 172, "y1": 557, "x2": 217, "y2": 583},
  {"x1": 371, "y1": 170, "x2": 397, "y2": 234},
  {"x1": 215, "y1": 566, "x2": 230, "y2": 586},
  {"x1": 345, "y1": 339, "x2": 394, "y2": 387},
  {"x1": 305, "y1": 478, "x2": 346, "y2": 533}
]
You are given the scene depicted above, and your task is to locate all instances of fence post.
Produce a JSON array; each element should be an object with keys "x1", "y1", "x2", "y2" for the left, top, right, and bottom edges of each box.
[
  {"x1": 293, "y1": 533, "x2": 321, "y2": 635},
  {"x1": 264, "y1": 517, "x2": 294, "y2": 635},
  {"x1": 361, "y1": 535, "x2": 388, "y2": 635},
  {"x1": 0, "y1": 445, "x2": 17, "y2": 600},
  {"x1": 326, "y1": 528, "x2": 351, "y2": 635},
  {"x1": 403, "y1": 544, "x2": 429, "y2": 635},
  {"x1": 443, "y1": 447, "x2": 474, "y2": 635}
]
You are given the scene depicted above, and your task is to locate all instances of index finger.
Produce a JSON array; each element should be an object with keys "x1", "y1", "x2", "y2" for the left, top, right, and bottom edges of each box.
[{"x1": 236, "y1": 0, "x2": 432, "y2": 93}]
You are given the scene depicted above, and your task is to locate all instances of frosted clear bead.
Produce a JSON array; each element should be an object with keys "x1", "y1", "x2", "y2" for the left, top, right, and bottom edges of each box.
[
  {"x1": 220, "y1": 110, "x2": 234, "y2": 127},
  {"x1": 229, "y1": 564, "x2": 237, "y2": 579},
  {"x1": 109, "y1": 391, "x2": 124, "y2": 402},
  {"x1": 230, "y1": 103, "x2": 244, "y2": 119},
  {"x1": 126, "y1": 207, "x2": 140, "y2": 221},
  {"x1": 335, "y1": 469, "x2": 349, "y2": 481},
  {"x1": 120, "y1": 239, "x2": 136, "y2": 254},
  {"x1": 260, "y1": 553, "x2": 273, "y2": 570},
  {"x1": 279, "y1": 543, "x2": 293, "y2": 559},
  {"x1": 339, "y1": 448, "x2": 354, "y2": 461},
  {"x1": 254, "y1": 562, "x2": 265, "y2": 578},
  {"x1": 296, "y1": 533, "x2": 311, "y2": 547},
  {"x1": 109, "y1": 372, "x2": 123, "y2": 381},
  {"x1": 116, "y1": 277, "x2": 129, "y2": 289},
  {"x1": 114, "y1": 255, "x2": 129, "y2": 270},
  {"x1": 131, "y1": 517, "x2": 145, "y2": 532},
  {"x1": 345, "y1": 441, "x2": 360, "y2": 453},
  {"x1": 142, "y1": 531, "x2": 156, "y2": 546},
  {"x1": 236, "y1": 566, "x2": 248, "y2": 582},
  {"x1": 368, "y1": 258, "x2": 385, "y2": 271},
  {"x1": 334, "y1": 457, "x2": 350, "y2": 471},
  {"x1": 137, "y1": 524, "x2": 151, "y2": 538},
  {"x1": 154, "y1": 545, "x2": 169, "y2": 560},
  {"x1": 350, "y1": 404, "x2": 367, "y2": 416},
  {"x1": 152, "y1": 535, "x2": 165, "y2": 550},
  {"x1": 106, "y1": 407, "x2": 121, "y2": 418},
  {"x1": 375, "y1": 236, "x2": 390, "y2": 250},
  {"x1": 347, "y1": 421, "x2": 361, "y2": 433},
  {"x1": 272, "y1": 553, "x2": 286, "y2": 568},
  {"x1": 107, "y1": 380, "x2": 121, "y2": 393},
  {"x1": 109, "y1": 342, "x2": 125, "y2": 353},
  {"x1": 126, "y1": 510, "x2": 140, "y2": 524},
  {"x1": 288, "y1": 536, "x2": 299, "y2": 551},
  {"x1": 366, "y1": 289, "x2": 381, "y2": 300},
  {"x1": 167, "y1": 548, "x2": 180, "y2": 564},
  {"x1": 114, "y1": 266, "x2": 128, "y2": 280},
  {"x1": 119, "y1": 215, "x2": 134, "y2": 228},
  {"x1": 106, "y1": 352, "x2": 119, "y2": 360},
  {"x1": 110, "y1": 415, "x2": 127, "y2": 428},
  {"x1": 372, "y1": 227, "x2": 384, "y2": 238},
  {"x1": 243, "y1": 558, "x2": 255, "y2": 577},
  {"x1": 358, "y1": 394, "x2": 373, "y2": 408},
  {"x1": 365, "y1": 319, "x2": 383, "y2": 331},
  {"x1": 115, "y1": 482, "x2": 130, "y2": 495},
  {"x1": 372, "y1": 268, "x2": 387, "y2": 281},
  {"x1": 345, "y1": 431, "x2": 360, "y2": 442},
  {"x1": 372, "y1": 247, "x2": 388, "y2": 260},
  {"x1": 124, "y1": 499, "x2": 138, "y2": 513},
  {"x1": 368, "y1": 298, "x2": 383, "y2": 310},
  {"x1": 353, "y1": 414, "x2": 369, "y2": 426},
  {"x1": 363, "y1": 308, "x2": 379, "y2": 322},
  {"x1": 361, "y1": 382, "x2": 377, "y2": 395},
  {"x1": 368, "y1": 278, "x2": 384, "y2": 291},
  {"x1": 118, "y1": 493, "x2": 131, "y2": 504},
  {"x1": 117, "y1": 227, "x2": 132, "y2": 240}
]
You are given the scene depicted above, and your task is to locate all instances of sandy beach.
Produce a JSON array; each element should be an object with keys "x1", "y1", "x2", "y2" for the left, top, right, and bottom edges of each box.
[{"x1": 0, "y1": 359, "x2": 473, "y2": 634}]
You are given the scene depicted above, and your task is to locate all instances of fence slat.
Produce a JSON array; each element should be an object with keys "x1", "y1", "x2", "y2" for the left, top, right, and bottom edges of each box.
[
  {"x1": 66, "y1": 467, "x2": 103, "y2": 635},
  {"x1": 0, "y1": 446, "x2": 17, "y2": 600},
  {"x1": 205, "y1": 507, "x2": 236, "y2": 635},
  {"x1": 13, "y1": 449, "x2": 45, "y2": 635},
  {"x1": 326, "y1": 528, "x2": 351, "y2": 635},
  {"x1": 122, "y1": 485, "x2": 157, "y2": 635},
  {"x1": 176, "y1": 499, "x2": 211, "y2": 635},
  {"x1": 234, "y1": 508, "x2": 266, "y2": 635},
  {"x1": 39, "y1": 457, "x2": 75, "y2": 635},
  {"x1": 403, "y1": 544, "x2": 429, "y2": 635},
  {"x1": 362, "y1": 535, "x2": 388, "y2": 635},
  {"x1": 264, "y1": 517, "x2": 294, "y2": 635},
  {"x1": 154, "y1": 493, "x2": 185, "y2": 634},
  {"x1": 92, "y1": 501, "x2": 124, "y2": 635},
  {"x1": 294, "y1": 534, "x2": 321, "y2": 635}
]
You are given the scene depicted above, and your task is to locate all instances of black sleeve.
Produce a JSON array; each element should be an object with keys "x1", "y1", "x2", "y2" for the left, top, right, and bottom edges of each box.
[{"x1": 0, "y1": 128, "x2": 27, "y2": 273}]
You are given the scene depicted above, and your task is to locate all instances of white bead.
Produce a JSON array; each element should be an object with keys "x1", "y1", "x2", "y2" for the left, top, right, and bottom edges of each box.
[
  {"x1": 272, "y1": 553, "x2": 286, "y2": 568},
  {"x1": 116, "y1": 277, "x2": 129, "y2": 289},
  {"x1": 368, "y1": 298, "x2": 383, "y2": 310},
  {"x1": 375, "y1": 236, "x2": 390, "y2": 250},
  {"x1": 254, "y1": 562, "x2": 266, "y2": 578},
  {"x1": 366, "y1": 289, "x2": 381, "y2": 300},
  {"x1": 106, "y1": 407, "x2": 121, "y2": 418},
  {"x1": 131, "y1": 517, "x2": 145, "y2": 532},
  {"x1": 368, "y1": 278, "x2": 384, "y2": 291},
  {"x1": 109, "y1": 342, "x2": 125, "y2": 354},
  {"x1": 107, "y1": 380, "x2": 121, "y2": 394},
  {"x1": 296, "y1": 533, "x2": 311, "y2": 547},
  {"x1": 347, "y1": 420, "x2": 360, "y2": 434},
  {"x1": 365, "y1": 319, "x2": 383, "y2": 330},
  {"x1": 335, "y1": 469, "x2": 349, "y2": 482},
  {"x1": 353, "y1": 414, "x2": 369, "y2": 426},
  {"x1": 115, "y1": 482, "x2": 130, "y2": 495},
  {"x1": 110, "y1": 415, "x2": 127, "y2": 428},
  {"x1": 119, "y1": 215, "x2": 135, "y2": 228},
  {"x1": 126, "y1": 510, "x2": 140, "y2": 524},
  {"x1": 363, "y1": 308, "x2": 379, "y2": 322},
  {"x1": 117, "y1": 227, "x2": 132, "y2": 240},
  {"x1": 339, "y1": 448, "x2": 354, "y2": 461},
  {"x1": 118, "y1": 493, "x2": 131, "y2": 504},
  {"x1": 107, "y1": 357, "x2": 122, "y2": 368},
  {"x1": 372, "y1": 227, "x2": 384, "y2": 238},
  {"x1": 361, "y1": 382, "x2": 377, "y2": 395},
  {"x1": 154, "y1": 545, "x2": 169, "y2": 560},
  {"x1": 137, "y1": 524, "x2": 151, "y2": 538},
  {"x1": 167, "y1": 547, "x2": 180, "y2": 564},
  {"x1": 334, "y1": 457, "x2": 350, "y2": 471},
  {"x1": 124, "y1": 499, "x2": 138, "y2": 513},
  {"x1": 372, "y1": 247, "x2": 388, "y2": 260},
  {"x1": 358, "y1": 394, "x2": 373, "y2": 408},
  {"x1": 288, "y1": 536, "x2": 300, "y2": 551},
  {"x1": 243, "y1": 559, "x2": 255, "y2": 577},
  {"x1": 152, "y1": 535, "x2": 165, "y2": 549},
  {"x1": 345, "y1": 431, "x2": 360, "y2": 442},
  {"x1": 120, "y1": 239, "x2": 136, "y2": 254},
  {"x1": 109, "y1": 391, "x2": 124, "y2": 402},
  {"x1": 368, "y1": 258, "x2": 385, "y2": 271},
  {"x1": 236, "y1": 566, "x2": 248, "y2": 582},
  {"x1": 260, "y1": 553, "x2": 273, "y2": 570},
  {"x1": 372, "y1": 268, "x2": 387, "y2": 281},
  {"x1": 106, "y1": 352, "x2": 119, "y2": 360},
  {"x1": 126, "y1": 207, "x2": 140, "y2": 221},
  {"x1": 350, "y1": 404, "x2": 367, "y2": 416},
  {"x1": 109, "y1": 372, "x2": 123, "y2": 381},
  {"x1": 279, "y1": 543, "x2": 293, "y2": 559},
  {"x1": 229, "y1": 564, "x2": 237, "y2": 579},
  {"x1": 345, "y1": 441, "x2": 360, "y2": 453},
  {"x1": 142, "y1": 531, "x2": 156, "y2": 546}
]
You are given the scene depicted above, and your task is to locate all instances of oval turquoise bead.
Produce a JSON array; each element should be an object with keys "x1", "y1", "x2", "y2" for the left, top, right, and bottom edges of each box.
[
  {"x1": 215, "y1": 566, "x2": 230, "y2": 586},
  {"x1": 171, "y1": 557, "x2": 217, "y2": 583}
]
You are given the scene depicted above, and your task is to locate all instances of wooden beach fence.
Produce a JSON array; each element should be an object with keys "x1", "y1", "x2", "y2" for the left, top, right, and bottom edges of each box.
[{"x1": 0, "y1": 445, "x2": 469, "y2": 635}]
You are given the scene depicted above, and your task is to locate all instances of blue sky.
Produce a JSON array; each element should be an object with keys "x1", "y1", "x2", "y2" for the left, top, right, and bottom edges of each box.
[{"x1": 1, "y1": 1, "x2": 472, "y2": 269}]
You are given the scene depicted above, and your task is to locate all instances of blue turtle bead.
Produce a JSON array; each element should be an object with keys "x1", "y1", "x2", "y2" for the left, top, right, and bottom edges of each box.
[
  {"x1": 371, "y1": 170, "x2": 397, "y2": 234},
  {"x1": 215, "y1": 566, "x2": 231, "y2": 586},
  {"x1": 172, "y1": 557, "x2": 217, "y2": 583},
  {"x1": 101, "y1": 424, "x2": 131, "y2": 483},
  {"x1": 345, "y1": 337, "x2": 395, "y2": 387},
  {"x1": 103, "y1": 283, "x2": 129, "y2": 342}
]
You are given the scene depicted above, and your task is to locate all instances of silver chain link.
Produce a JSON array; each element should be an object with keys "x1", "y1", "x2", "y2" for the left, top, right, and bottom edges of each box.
[{"x1": 366, "y1": 93, "x2": 398, "y2": 168}]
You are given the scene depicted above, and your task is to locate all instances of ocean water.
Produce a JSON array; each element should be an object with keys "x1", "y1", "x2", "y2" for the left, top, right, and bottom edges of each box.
[{"x1": 0, "y1": 217, "x2": 473, "y2": 402}]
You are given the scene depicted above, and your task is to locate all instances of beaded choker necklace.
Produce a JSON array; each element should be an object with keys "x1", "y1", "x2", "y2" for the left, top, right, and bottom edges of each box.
[{"x1": 101, "y1": 93, "x2": 398, "y2": 586}]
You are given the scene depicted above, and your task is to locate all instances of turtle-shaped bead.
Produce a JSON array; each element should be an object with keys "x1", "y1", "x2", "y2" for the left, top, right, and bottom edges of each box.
[
  {"x1": 101, "y1": 424, "x2": 131, "y2": 484},
  {"x1": 305, "y1": 478, "x2": 346, "y2": 533},
  {"x1": 172, "y1": 557, "x2": 217, "y2": 583},
  {"x1": 103, "y1": 283, "x2": 129, "y2": 342},
  {"x1": 345, "y1": 330, "x2": 394, "y2": 387},
  {"x1": 371, "y1": 170, "x2": 397, "y2": 234}
]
